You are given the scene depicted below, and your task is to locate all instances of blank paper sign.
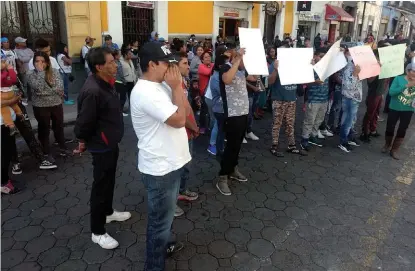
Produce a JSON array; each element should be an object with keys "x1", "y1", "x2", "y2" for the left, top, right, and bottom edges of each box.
[
  {"x1": 313, "y1": 39, "x2": 347, "y2": 81},
  {"x1": 277, "y1": 48, "x2": 315, "y2": 85},
  {"x1": 238, "y1": 27, "x2": 269, "y2": 76}
]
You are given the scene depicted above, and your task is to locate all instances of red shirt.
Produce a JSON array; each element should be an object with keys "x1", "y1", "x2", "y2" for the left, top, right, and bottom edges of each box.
[
  {"x1": 198, "y1": 64, "x2": 213, "y2": 96},
  {"x1": 1, "y1": 68, "x2": 17, "y2": 87}
]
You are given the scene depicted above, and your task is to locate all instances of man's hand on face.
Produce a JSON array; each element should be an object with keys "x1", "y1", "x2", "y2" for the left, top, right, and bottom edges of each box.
[{"x1": 164, "y1": 64, "x2": 182, "y2": 90}]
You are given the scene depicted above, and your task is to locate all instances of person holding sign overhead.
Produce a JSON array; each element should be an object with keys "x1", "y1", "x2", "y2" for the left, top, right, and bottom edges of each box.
[
  {"x1": 382, "y1": 63, "x2": 415, "y2": 160},
  {"x1": 268, "y1": 58, "x2": 307, "y2": 157}
]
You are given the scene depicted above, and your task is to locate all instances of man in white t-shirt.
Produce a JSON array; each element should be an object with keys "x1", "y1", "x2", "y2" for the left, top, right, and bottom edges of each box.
[
  {"x1": 130, "y1": 42, "x2": 190, "y2": 269},
  {"x1": 28, "y1": 38, "x2": 60, "y2": 71}
]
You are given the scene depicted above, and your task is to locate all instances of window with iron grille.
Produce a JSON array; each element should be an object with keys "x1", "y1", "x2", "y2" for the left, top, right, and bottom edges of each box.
[
  {"x1": 1, "y1": 1, "x2": 60, "y2": 51},
  {"x1": 121, "y1": 2, "x2": 154, "y2": 46}
]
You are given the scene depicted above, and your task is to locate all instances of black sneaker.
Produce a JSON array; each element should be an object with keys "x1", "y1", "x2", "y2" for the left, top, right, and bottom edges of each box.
[
  {"x1": 54, "y1": 138, "x2": 74, "y2": 146},
  {"x1": 308, "y1": 136, "x2": 323, "y2": 147},
  {"x1": 359, "y1": 133, "x2": 371, "y2": 143},
  {"x1": 39, "y1": 159, "x2": 58, "y2": 170},
  {"x1": 300, "y1": 143, "x2": 311, "y2": 152},
  {"x1": 12, "y1": 163, "x2": 22, "y2": 175},
  {"x1": 338, "y1": 143, "x2": 352, "y2": 153},
  {"x1": 167, "y1": 242, "x2": 184, "y2": 257},
  {"x1": 348, "y1": 138, "x2": 361, "y2": 147},
  {"x1": 370, "y1": 131, "x2": 381, "y2": 138},
  {"x1": 59, "y1": 149, "x2": 72, "y2": 157}
]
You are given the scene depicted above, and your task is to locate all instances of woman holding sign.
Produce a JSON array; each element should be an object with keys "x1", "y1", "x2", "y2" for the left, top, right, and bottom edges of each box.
[{"x1": 382, "y1": 63, "x2": 415, "y2": 160}]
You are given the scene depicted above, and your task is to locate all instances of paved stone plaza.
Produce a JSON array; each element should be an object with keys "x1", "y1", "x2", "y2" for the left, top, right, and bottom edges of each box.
[{"x1": 2, "y1": 102, "x2": 415, "y2": 271}]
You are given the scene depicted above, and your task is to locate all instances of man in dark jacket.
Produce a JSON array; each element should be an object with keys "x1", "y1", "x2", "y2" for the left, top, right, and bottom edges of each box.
[{"x1": 74, "y1": 47, "x2": 130, "y2": 250}]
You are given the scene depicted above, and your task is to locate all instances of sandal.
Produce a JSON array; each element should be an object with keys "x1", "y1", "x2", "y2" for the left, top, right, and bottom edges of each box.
[
  {"x1": 270, "y1": 147, "x2": 284, "y2": 157},
  {"x1": 287, "y1": 146, "x2": 308, "y2": 156}
]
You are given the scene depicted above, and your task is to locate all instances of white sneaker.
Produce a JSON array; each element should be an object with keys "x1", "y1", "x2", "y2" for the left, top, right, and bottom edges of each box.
[
  {"x1": 321, "y1": 129, "x2": 334, "y2": 137},
  {"x1": 122, "y1": 113, "x2": 129, "y2": 117},
  {"x1": 242, "y1": 138, "x2": 248, "y2": 144},
  {"x1": 106, "y1": 210, "x2": 131, "y2": 224},
  {"x1": 91, "y1": 233, "x2": 119, "y2": 249},
  {"x1": 317, "y1": 130, "x2": 325, "y2": 139},
  {"x1": 246, "y1": 132, "x2": 259, "y2": 141},
  {"x1": 175, "y1": 205, "x2": 184, "y2": 217}
]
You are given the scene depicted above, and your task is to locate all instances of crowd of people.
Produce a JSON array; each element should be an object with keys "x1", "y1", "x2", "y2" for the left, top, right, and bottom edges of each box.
[{"x1": 1, "y1": 31, "x2": 414, "y2": 271}]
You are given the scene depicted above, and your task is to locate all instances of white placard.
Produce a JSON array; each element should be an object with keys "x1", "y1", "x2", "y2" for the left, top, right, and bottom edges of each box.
[
  {"x1": 277, "y1": 48, "x2": 315, "y2": 85},
  {"x1": 313, "y1": 39, "x2": 347, "y2": 81},
  {"x1": 238, "y1": 27, "x2": 269, "y2": 76}
]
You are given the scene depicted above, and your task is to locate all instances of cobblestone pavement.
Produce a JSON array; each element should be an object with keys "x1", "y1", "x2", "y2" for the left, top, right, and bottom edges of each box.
[{"x1": 2, "y1": 101, "x2": 415, "y2": 271}]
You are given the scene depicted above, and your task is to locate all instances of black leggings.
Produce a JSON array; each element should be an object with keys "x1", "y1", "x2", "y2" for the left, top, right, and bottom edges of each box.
[
  {"x1": 119, "y1": 82, "x2": 134, "y2": 110},
  {"x1": 1, "y1": 125, "x2": 14, "y2": 185},
  {"x1": 385, "y1": 109, "x2": 413, "y2": 138}
]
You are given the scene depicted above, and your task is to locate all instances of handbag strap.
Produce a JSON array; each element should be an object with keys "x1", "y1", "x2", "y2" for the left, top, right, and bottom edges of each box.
[{"x1": 56, "y1": 54, "x2": 69, "y2": 77}]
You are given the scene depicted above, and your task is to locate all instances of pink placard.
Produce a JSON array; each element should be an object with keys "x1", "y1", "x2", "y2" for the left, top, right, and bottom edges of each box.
[{"x1": 348, "y1": 45, "x2": 381, "y2": 80}]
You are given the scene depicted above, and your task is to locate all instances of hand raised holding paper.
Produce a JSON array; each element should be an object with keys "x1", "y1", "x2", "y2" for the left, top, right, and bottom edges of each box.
[
  {"x1": 348, "y1": 45, "x2": 381, "y2": 80},
  {"x1": 273, "y1": 60, "x2": 279, "y2": 70}
]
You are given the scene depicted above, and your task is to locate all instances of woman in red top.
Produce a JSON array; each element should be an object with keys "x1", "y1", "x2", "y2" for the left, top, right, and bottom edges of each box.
[
  {"x1": 197, "y1": 51, "x2": 213, "y2": 133},
  {"x1": 198, "y1": 51, "x2": 213, "y2": 95}
]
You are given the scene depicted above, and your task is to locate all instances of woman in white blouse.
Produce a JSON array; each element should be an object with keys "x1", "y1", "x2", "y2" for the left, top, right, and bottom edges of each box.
[
  {"x1": 120, "y1": 45, "x2": 137, "y2": 114},
  {"x1": 57, "y1": 43, "x2": 74, "y2": 105}
]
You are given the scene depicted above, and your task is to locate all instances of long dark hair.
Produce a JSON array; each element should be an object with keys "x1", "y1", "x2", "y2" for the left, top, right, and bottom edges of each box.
[
  {"x1": 33, "y1": 51, "x2": 53, "y2": 85},
  {"x1": 57, "y1": 43, "x2": 69, "y2": 59}
]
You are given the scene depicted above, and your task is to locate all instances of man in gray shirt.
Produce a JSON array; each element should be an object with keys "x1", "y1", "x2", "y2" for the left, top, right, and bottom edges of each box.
[{"x1": 14, "y1": 37, "x2": 34, "y2": 100}]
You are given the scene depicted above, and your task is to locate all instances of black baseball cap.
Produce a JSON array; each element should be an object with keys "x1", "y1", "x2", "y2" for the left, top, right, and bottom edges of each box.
[{"x1": 140, "y1": 42, "x2": 177, "y2": 63}]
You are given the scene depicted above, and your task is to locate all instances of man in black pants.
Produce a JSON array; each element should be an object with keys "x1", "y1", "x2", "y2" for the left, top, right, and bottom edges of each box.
[
  {"x1": 74, "y1": 47, "x2": 130, "y2": 250},
  {"x1": 216, "y1": 48, "x2": 251, "y2": 196}
]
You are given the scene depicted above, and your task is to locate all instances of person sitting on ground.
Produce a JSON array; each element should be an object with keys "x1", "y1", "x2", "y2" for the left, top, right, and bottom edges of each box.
[{"x1": 1, "y1": 55, "x2": 23, "y2": 135}]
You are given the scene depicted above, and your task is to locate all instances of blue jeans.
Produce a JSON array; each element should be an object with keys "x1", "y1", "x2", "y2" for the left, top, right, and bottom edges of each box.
[
  {"x1": 180, "y1": 140, "x2": 193, "y2": 193},
  {"x1": 60, "y1": 73, "x2": 69, "y2": 101},
  {"x1": 214, "y1": 112, "x2": 225, "y2": 154},
  {"x1": 141, "y1": 167, "x2": 183, "y2": 271},
  {"x1": 328, "y1": 91, "x2": 342, "y2": 130},
  {"x1": 340, "y1": 97, "x2": 359, "y2": 145},
  {"x1": 206, "y1": 98, "x2": 218, "y2": 146}
]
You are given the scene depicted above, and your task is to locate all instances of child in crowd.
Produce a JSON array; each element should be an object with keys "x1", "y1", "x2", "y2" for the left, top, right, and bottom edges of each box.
[
  {"x1": 300, "y1": 48, "x2": 329, "y2": 151},
  {"x1": 1, "y1": 55, "x2": 23, "y2": 135},
  {"x1": 189, "y1": 79, "x2": 201, "y2": 120}
]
